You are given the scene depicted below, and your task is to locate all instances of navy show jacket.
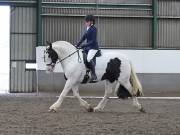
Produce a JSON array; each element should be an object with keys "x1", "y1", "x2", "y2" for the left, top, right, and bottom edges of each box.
[{"x1": 77, "y1": 25, "x2": 99, "y2": 51}]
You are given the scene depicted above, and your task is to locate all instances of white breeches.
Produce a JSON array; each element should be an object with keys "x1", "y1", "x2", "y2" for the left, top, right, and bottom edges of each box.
[{"x1": 87, "y1": 49, "x2": 98, "y2": 62}]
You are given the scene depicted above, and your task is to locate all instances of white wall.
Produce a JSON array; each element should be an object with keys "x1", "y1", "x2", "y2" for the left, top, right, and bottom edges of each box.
[{"x1": 36, "y1": 46, "x2": 180, "y2": 73}]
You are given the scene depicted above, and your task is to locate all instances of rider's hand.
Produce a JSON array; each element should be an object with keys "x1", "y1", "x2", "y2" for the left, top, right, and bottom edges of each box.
[
  {"x1": 74, "y1": 45, "x2": 78, "y2": 48},
  {"x1": 75, "y1": 45, "x2": 81, "y2": 49},
  {"x1": 80, "y1": 44, "x2": 86, "y2": 48}
]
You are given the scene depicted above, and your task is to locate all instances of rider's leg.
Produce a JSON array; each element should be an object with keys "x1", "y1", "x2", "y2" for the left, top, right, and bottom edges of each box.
[
  {"x1": 87, "y1": 49, "x2": 98, "y2": 63},
  {"x1": 89, "y1": 60, "x2": 97, "y2": 81},
  {"x1": 87, "y1": 49, "x2": 98, "y2": 82},
  {"x1": 82, "y1": 51, "x2": 89, "y2": 69}
]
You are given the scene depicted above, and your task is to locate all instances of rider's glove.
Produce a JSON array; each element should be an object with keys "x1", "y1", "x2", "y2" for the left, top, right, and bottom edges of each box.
[{"x1": 74, "y1": 45, "x2": 79, "y2": 48}]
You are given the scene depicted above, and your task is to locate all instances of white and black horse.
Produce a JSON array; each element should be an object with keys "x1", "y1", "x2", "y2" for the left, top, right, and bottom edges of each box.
[{"x1": 44, "y1": 41, "x2": 145, "y2": 113}]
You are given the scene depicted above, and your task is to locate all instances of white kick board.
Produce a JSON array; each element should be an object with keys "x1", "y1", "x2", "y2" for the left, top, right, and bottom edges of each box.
[{"x1": 36, "y1": 46, "x2": 180, "y2": 73}]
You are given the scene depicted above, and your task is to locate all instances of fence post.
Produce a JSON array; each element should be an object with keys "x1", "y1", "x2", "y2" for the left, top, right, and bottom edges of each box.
[{"x1": 37, "y1": 0, "x2": 42, "y2": 46}]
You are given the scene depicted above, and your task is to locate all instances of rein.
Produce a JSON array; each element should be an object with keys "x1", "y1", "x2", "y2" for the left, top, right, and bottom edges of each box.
[{"x1": 57, "y1": 49, "x2": 82, "y2": 63}]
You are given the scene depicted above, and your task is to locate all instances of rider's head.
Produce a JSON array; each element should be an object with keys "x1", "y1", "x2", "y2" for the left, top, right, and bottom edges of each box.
[{"x1": 85, "y1": 15, "x2": 95, "y2": 27}]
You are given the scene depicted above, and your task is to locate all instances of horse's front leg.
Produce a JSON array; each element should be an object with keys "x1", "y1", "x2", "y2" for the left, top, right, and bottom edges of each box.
[
  {"x1": 49, "y1": 79, "x2": 74, "y2": 112},
  {"x1": 72, "y1": 84, "x2": 93, "y2": 112},
  {"x1": 94, "y1": 80, "x2": 113, "y2": 112}
]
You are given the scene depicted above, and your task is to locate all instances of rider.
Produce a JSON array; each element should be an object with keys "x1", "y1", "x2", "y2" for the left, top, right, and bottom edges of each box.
[{"x1": 76, "y1": 15, "x2": 99, "y2": 82}]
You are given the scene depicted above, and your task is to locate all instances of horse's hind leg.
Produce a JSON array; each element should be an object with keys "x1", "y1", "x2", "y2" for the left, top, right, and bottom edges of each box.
[
  {"x1": 122, "y1": 81, "x2": 145, "y2": 113},
  {"x1": 94, "y1": 80, "x2": 113, "y2": 112},
  {"x1": 72, "y1": 84, "x2": 93, "y2": 112},
  {"x1": 132, "y1": 96, "x2": 146, "y2": 113}
]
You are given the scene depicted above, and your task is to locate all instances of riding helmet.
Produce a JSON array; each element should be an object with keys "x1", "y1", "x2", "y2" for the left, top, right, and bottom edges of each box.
[{"x1": 85, "y1": 15, "x2": 95, "y2": 24}]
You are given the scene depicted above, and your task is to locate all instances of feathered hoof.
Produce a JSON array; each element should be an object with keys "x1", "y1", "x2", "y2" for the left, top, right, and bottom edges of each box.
[
  {"x1": 87, "y1": 106, "x2": 94, "y2": 112},
  {"x1": 48, "y1": 108, "x2": 57, "y2": 113},
  {"x1": 93, "y1": 108, "x2": 102, "y2": 112},
  {"x1": 139, "y1": 107, "x2": 146, "y2": 113}
]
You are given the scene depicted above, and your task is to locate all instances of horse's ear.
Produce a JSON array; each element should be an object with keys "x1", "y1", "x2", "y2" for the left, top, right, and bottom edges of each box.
[{"x1": 46, "y1": 41, "x2": 52, "y2": 49}]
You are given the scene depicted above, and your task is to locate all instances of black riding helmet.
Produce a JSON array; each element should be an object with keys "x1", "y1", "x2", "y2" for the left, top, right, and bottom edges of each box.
[{"x1": 85, "y1": 15, "x2": 95, "y2": 24}]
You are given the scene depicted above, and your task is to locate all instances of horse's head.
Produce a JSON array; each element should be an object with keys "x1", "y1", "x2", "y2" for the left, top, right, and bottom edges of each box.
[{"x1": 44, "y1": 41, "x2": 59, "y2": 72}]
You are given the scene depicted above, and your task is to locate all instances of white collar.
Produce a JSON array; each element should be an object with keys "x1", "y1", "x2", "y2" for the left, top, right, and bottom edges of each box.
[
  {"x1": 87, "y1": 26, "x2": 90, "y2": 31},
  {"x1": 86, "y1": 24, "x2": 93, "y2": 31}
]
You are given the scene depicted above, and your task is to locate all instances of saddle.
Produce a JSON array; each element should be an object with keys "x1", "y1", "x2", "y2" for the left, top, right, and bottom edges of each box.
[{"x1": 81, "y1": 50, "x2": 102, "y2": 84}]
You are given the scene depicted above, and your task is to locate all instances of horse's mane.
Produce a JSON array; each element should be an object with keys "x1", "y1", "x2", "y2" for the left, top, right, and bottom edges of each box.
[{"x1": 52, "y1": 41, "x2": 76, "y2": 54}]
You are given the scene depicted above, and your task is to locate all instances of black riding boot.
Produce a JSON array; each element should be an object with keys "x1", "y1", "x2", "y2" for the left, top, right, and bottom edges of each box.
[{"x1": 89, "y1": 60, "x2": 98, "y2": 82}]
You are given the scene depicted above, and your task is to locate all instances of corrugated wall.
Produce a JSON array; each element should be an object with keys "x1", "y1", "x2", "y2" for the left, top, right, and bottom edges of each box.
[
  {"x1": 0, "y1": 0, "x2": 36, "y2": 6},
  {"x1": 10, "y1": 7, "x2": 36, "y2": 92},
  {"x1": 2, "y1": 0, "x2": 36, "y2": 1},
  {"x1": 43, "y1": 16, "x2": 84, "y2": 45},
  {"x1": 98, "y1": 17, "x2": 151, "y2": 48},
  {"x1": 157, "y1": 0, "x2": 180, "y2": 48},
  {"x1": 42, "y1": 0, "x2": 180, "y2": 49},
  {"x1": 42, "y1": 0, "x2": 152, "y2": 48},
  {"x1": 43, "y1": 0, "x2": 96, "y2": 3},
  {"x1": 43, "y1": 0, "x2": 152, "y2": 4}
]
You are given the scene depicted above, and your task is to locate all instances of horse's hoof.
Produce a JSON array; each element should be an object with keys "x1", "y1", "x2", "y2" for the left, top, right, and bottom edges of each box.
[
  {"x1": 93, "y1": 107, "x2": 101, "y2": 112},
  {"x1": 87, "y1": 106, "x2": 94, "y2": 112},
  {"x1": 140, "y1": 107, "x2": 146, "y2": 113},
  {"x1": 48, "y1": 109, "x2": 57, "y2": 113}
]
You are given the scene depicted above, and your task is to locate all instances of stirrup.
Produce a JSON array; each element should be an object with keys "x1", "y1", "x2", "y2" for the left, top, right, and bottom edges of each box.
[
  {"x1": 89, "y1": 80, "x2": 98, "y2": 83},
  {"x1": 89, "y1": 77, "x2": 98, "y2": 83}
]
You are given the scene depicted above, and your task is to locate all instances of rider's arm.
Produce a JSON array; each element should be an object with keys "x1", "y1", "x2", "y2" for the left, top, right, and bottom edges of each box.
[{"x1": 76, "y1": 32, "x2": 87, "y2": 47}]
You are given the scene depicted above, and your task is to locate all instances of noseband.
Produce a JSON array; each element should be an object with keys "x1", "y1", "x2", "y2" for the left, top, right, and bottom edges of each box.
[{"x1": 46, "y1": 62, "x2": 55, "y2": 67}]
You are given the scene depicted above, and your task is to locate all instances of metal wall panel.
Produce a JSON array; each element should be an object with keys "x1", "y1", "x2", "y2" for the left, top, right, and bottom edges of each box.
[
  {"x1": 98, "y1": 17, "x2": 151, "y2": 48},
  {"x1": 42, "y1": 0, "x2": 152, "y2": 4},
  {"x1": 10, "y1": 34, "x2": 36, "y2": 60},
  {"x1": 157, "y1": 19, "x2": 180, "y2": 48},
  {"x1": 98, "y1": 0, "x2": 152, "y2": 4},
  {"x1": 97, "y1": 8, "x2": 151, "y2": 17},
  {"x1": 11, "y1": 7, "x2": 36, "y2": 33},
  {"x1": 10, "y1": 61, "x2": 35, "y2": 93},
  {"x1": 42, "y1": 0, "x2": 180, "y2": 49},
  {"x1": 1, "y1": 0, "x2": 36, "y2": 1},
  {"x1": 42, "y1": 7, "x2": 97, "y2": 16},
  {"x1": 157, "y1": 0, "x2": 180, "y2": 48},
  {"x1": 43, "y1": 0, "x2": 96, "y2": 3},
  {"x1": 43, "y1": 16, "x2": 84, "y2": 45},
  {"x1": 42, "y1": 7, "x2": 151, "y2": 17},
  {"x1": 0, "y1": 0, "x2": 37, "y2": 6},
  {"x1": 158, "y1": 0, "x2": 180, "y2": 16},
  {"x1": 43, "y1": 16, "x2": 151, "y2": 48},
  {"x1": 0, "y1": 0, "x2": 36, "y2": 2},
  {"x1": 10, "y1": 7, "x2": 36, "y2": 92},
  {"x1": 42, "y1": 1, "x2": 152, "y2": 48}
]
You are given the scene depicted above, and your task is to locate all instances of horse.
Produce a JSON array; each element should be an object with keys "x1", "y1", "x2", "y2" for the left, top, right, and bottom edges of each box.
[{"x1": 44, "y1": 40, "x2": 146, "y2": 113}]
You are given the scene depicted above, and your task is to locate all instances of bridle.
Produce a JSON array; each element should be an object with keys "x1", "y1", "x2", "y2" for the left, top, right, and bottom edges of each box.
[{"x1": 44, "y1": 49, "x2": 82, "y2": 68}]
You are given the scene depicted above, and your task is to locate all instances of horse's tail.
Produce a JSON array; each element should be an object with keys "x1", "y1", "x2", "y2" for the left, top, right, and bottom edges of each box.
[{"x1": 130, "y1": 62, "x2": 143, "y2": 96}]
